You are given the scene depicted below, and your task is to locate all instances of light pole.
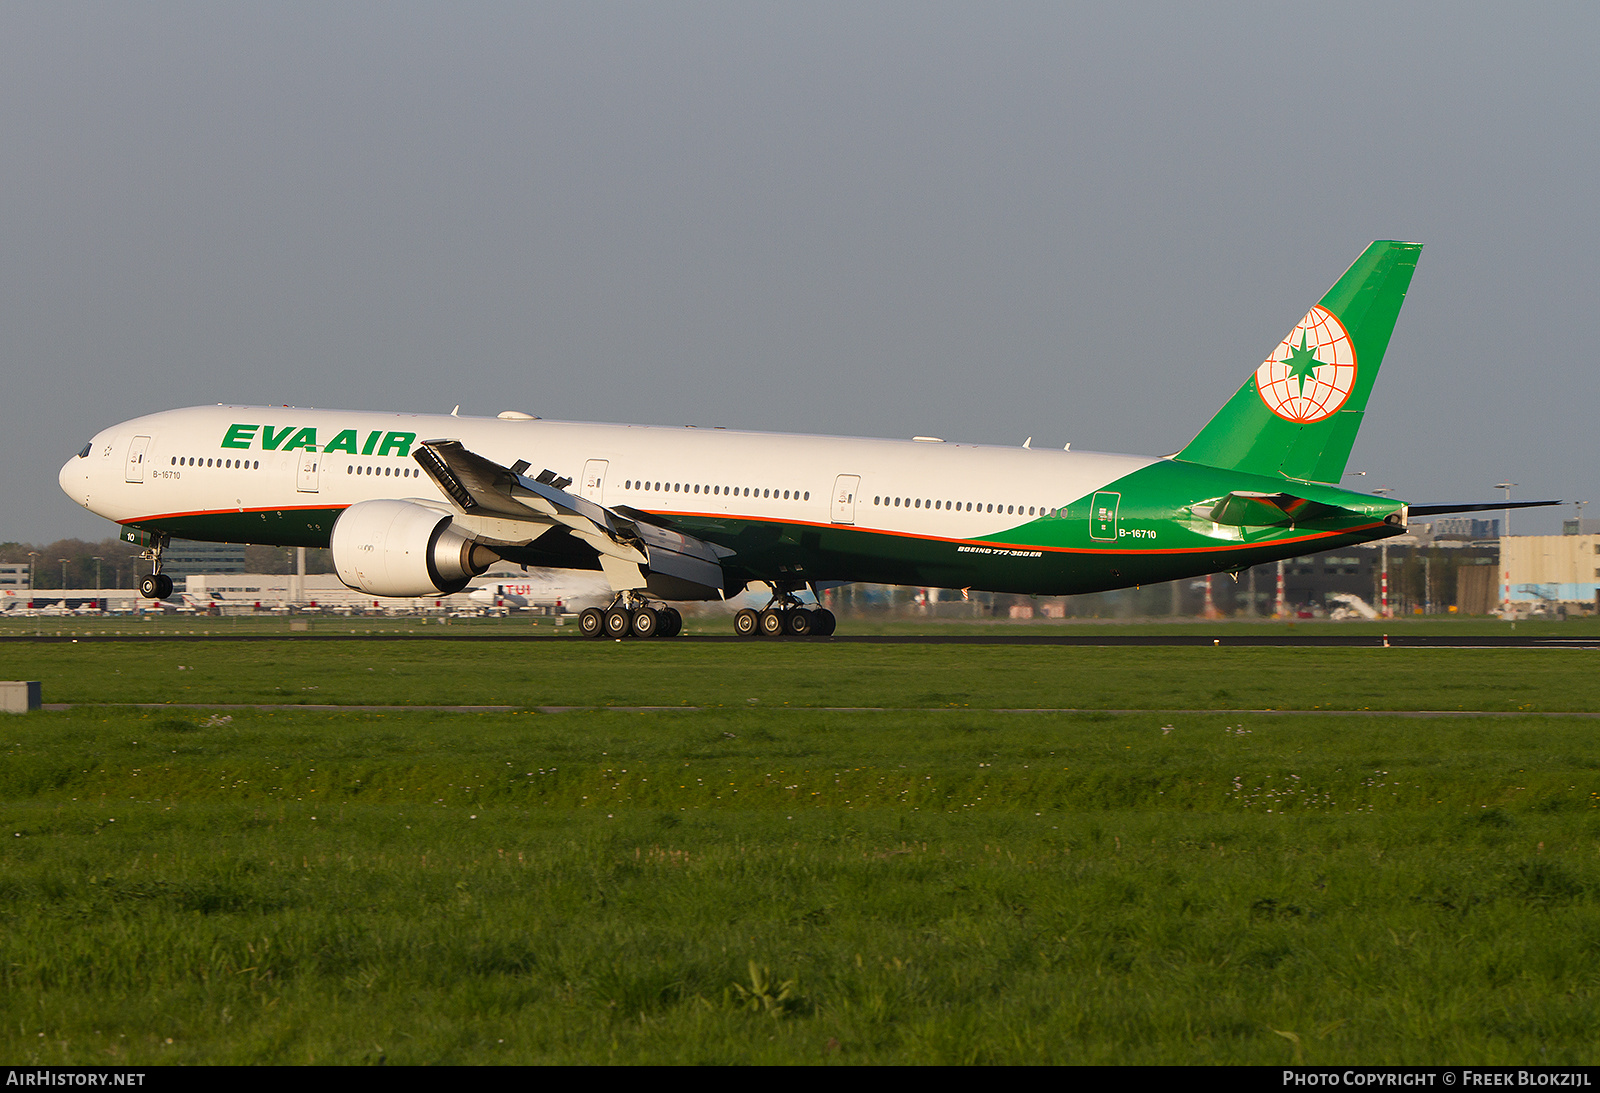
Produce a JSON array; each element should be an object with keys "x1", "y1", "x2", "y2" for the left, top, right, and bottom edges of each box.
[
  {"x1": 1496, "y1": 482, "x2": 1517, "y2": 615},
  {"x1": 1380, "y1": 542, "x2": 1391, "y2": 618},
  {"x1": 1496, "y1": 482, "x2": 1517, "y2": 538},
  {"x1": 59, "y1": 559, "x2": 70, "y2": 588},
  {"x1": 1370, "y1": 489, "x2": 1394, "y2": 618},
  {"x1": 93, "y1": 556, "x2": 103, "y2": 590}
]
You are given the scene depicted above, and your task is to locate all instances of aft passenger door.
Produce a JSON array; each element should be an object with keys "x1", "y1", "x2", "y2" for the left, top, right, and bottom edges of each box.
[
  {"x1": 1090, "y1": 491, "x2": 1120, "y2": 541},
  {"x1": 831, "y1": 475, "x2": 860, "y2": 525}
]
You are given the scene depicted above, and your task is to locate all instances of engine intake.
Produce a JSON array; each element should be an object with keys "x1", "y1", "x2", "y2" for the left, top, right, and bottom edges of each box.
[{"x1": 331, "y1": 499, "x2": 498, "y2": 597}]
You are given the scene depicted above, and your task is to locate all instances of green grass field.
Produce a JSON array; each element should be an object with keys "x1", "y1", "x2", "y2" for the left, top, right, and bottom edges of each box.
[
  {"x1": 5, "y1": 610, "x2": 1600, "y2": 642},
  {"x1": 2, "y1": 634, "x2": 1598, "y2": 1063}
]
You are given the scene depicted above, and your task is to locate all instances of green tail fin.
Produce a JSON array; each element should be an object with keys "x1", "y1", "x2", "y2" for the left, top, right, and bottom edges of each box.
[{"x1": 1176, "y1": 240, "x2": 1422, "y2": 483}]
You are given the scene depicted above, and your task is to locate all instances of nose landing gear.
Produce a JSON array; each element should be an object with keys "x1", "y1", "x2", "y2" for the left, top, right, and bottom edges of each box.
[{"x1": 136, "y1": 534, "x2": 174, "y2": 599}]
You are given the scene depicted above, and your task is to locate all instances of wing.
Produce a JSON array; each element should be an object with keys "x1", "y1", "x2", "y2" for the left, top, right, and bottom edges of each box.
[{"x1": 413, "y1": 439, "x2": 733, "y2": 600}]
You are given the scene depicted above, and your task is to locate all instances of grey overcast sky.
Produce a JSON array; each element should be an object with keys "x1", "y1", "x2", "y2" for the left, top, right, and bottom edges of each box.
[{"x1": 3, "y1": 2, "x2": 1595, "y2": 543}]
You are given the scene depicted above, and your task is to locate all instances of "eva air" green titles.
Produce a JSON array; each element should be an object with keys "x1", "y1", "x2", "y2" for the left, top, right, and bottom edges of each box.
[{"x1": 220, "y1": 425, "x2": 416, "y2": 456}]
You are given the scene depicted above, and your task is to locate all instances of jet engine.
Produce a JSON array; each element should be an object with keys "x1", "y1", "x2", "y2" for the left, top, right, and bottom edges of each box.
[{"x1": 330, "y1": 499, "x2": 499, "y2": 597}]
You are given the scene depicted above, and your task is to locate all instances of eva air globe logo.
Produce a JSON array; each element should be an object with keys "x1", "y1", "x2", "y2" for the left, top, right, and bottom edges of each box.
[{"x1": 1255, "y1": 306, "x2": 1357, "y2": 423}]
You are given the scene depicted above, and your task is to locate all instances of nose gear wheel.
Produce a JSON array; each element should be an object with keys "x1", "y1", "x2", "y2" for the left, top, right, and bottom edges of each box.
[{"x1": 137, "y1": 534, "x2": 173, "y2": 599}]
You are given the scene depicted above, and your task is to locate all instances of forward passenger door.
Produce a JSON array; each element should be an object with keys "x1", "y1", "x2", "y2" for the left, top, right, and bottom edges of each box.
[{"x1": 125, "y1": 436, "x2": 150, "y2": 483}]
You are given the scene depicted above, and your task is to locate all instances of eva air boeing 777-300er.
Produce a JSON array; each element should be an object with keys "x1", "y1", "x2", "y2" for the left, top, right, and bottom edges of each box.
[{"x1": 58, "y1": 240, "x2": 1552, "y2": 638}]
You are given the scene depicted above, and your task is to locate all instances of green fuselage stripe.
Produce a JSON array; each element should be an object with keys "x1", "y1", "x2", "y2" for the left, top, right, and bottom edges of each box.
[{"x1": 125, "y1": 485, "x2": 1397, "y2": 597}]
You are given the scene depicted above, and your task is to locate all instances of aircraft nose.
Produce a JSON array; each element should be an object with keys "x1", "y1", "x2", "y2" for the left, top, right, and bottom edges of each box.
[{"x1": 59, "y1": 447, "x2": 91, "y2": 507}]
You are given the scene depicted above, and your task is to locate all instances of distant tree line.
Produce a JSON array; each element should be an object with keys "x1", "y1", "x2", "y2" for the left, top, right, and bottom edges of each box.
[
  {"x1": 0, "y1": 538, "x2": 333, "y2": 589},
  {"x1": 0, "y1": 537, "x2": 142, "y2": 590},
  {"x1": 245, "y1": 545, "x2": 335, "y2": 577}
]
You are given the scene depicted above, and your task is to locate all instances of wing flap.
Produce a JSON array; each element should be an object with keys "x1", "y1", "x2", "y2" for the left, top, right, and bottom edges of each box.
[{"x1": 413, "y1": 441, "x2": 526, "y2": 517}]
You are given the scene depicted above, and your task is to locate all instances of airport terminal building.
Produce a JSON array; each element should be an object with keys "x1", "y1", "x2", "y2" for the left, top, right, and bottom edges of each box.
[{"x1": 1501, "y1": 533, "x2": 1600, "y2": 609}]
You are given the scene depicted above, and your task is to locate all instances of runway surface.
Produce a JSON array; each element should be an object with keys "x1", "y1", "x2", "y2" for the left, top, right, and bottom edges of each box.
[{"x1": 9, "y1": 633, "x2": 1600, "y2": 648}]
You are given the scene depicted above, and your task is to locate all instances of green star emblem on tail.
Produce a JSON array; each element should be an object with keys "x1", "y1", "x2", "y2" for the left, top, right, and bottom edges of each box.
[{"x1": 1282, "y1": 330, "x2": 1321, "y2": 387}]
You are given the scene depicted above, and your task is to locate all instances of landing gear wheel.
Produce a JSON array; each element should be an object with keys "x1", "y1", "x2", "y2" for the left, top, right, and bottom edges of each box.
[
  {"x1": 604, "y1": 608, "x2": 632, "y2": 639},
  {"x1": 658, "y1": 607, "x2": 683, "y2": 638},
  {"x1": 785, "y1": 608, "x2": 814, "y2": 637},
  {"x1": 139, "y1": 574, "x2": 173, "y2": 599},
  {"x1": 734, "y1": 609, "x2": 760, "y2": 639},
  {"x1": 759, "y1": 609, "x2": 787, "y2": 638},
  {"x1": 578, "y1": 607, "x2": 606, "y2": 639},
  {"x1": 631, "y1": 607, "x2": 659, "y2": 639},
  {"x1": 813, "y1": 608, "x2": 837, "y2": 636}
]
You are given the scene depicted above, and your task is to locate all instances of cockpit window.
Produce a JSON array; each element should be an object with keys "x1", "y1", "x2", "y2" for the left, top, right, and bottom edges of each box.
[{"x1": 77, "y1": 443, "x2": 91, "y2": 458}]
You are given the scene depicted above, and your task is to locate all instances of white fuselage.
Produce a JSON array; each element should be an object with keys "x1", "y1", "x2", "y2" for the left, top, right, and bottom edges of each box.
[{"x1": 61, "y1": 404, "x2": 1154, "y2": 544}]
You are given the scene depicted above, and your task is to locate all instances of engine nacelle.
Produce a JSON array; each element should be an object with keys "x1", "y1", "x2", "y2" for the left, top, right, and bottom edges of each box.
[{"x1": 331, "y1": 499, "x2": 499, "y2": 597}]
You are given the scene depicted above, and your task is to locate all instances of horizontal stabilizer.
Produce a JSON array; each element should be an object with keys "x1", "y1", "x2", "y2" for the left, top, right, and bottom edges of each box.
[
  {"x1": 1192, "y1": 491, "x2": 1344, "y2": 527},
  {"x1": 1407, "y1": 500, "x2": 1562, "y2": 517}
]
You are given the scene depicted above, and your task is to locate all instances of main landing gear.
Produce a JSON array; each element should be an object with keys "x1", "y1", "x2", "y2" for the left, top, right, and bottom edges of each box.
[
  {"x1": 137, "y1": 534, "x2": 174, "y2": 600},
  {"x1": 577, "y1": 594, "x2": 684, "y2": 640},
  {"x1": 733, "y1": 591, "x2": 836, "y2": 639},
  {"x1": 575, "y1": 592, "x2": 837, "y2": 640}
]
